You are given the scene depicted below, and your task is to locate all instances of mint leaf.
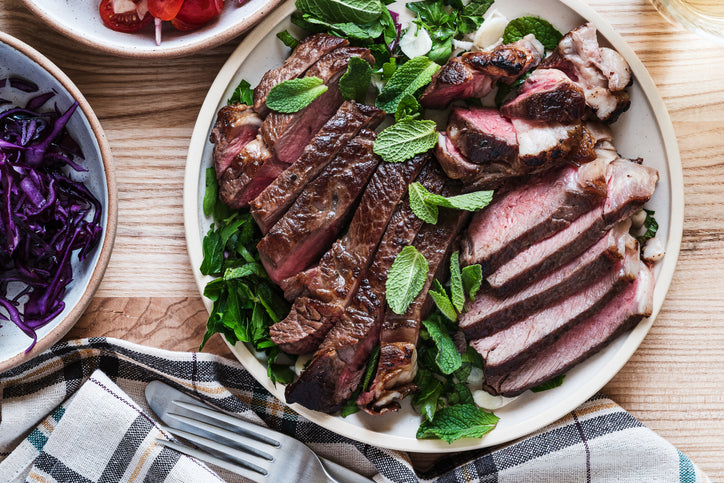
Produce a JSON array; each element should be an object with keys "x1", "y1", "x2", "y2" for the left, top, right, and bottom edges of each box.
[
  {"x1": 461, "y1": 264, "x2": 483, "y2": 300},
  {"x1": 295, "y1": 0, "x2": 384, "y2": 25},
  {"x1": 299, "y1": 14, "x2": 384, "y2": 41},
  {"x1": 276, "y1": 30, "x2": 299, "y2": 49},
  {"x1": 422, "y1": 314, "x2": 462, "y2": 374},
  {"x1": 447, "y1": 383, "x2": 474, "y2": 405},
  {"x1": 266, "y1": 77, "x2": 328, "y2": 113},
  {"x1": 503, "y1": 16, "x2": 563, "y2": 51},
  {"x1": 495, "y1": 72, "x2": 530, "y2": 107},
  {"x1": 386, "y1": 245, "x2": 429, "y2": 314},
  {"x1": 449, "y1": 251, "x2": 465, "y2": 313},
  {"x1": 429, "y1": 279, "x2": 457, "y2": 322},
  {"x1": 408, "y1": 182, "x2": 438, "y2": 224},
  {"x1": 376, "y1": 56, "x2": 440, "y2": 113},
  {"x1": 382, "y1": 57, "x2": 397, "y2": 80},
  {"x1": 413, "y1": 369, "x2": 444, "y2": 421},
  {"x1": 531, "y1": 374, "x2": 565, "y2": 392},
  {"x1": 416, "y1": 404, "x2": 499, "y2": 443},
  {"x1": 339, "y1": 57, "x2": 373, "y2": 102},
  {"x1": 228, "y1": 79, "x2": 253, "y2": 105},
  {"x1": 395, "y1": 94, "x2": 421, "y2": 121},
  {"x1": 636, "y1": 209, "x2": 658, "y2": 244},
  {"x1": 373, "y1": 119, "x2": 437, "y2": 163},
  {"x1": 408, "y1": 182, "x2": 493, "y2": 223}
]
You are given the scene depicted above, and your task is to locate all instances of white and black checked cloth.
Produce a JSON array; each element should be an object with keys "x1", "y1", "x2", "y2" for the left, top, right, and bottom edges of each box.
[{"x1": 0, "y1": 338, "x2": 711, "y2": 482}]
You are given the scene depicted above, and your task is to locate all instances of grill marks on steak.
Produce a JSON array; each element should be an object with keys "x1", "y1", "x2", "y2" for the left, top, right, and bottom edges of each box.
[
  {"x1": 258, "y1": 130, "x2": 380, "y2": 286},
  {"x1": 261, "y1": 47, "x2": 375, "y2": 164},
  {"x1": 253, "y1": 33, "x2": 348, "y2": 116},
  {"x1": 269, "y1": 153, "x2": 428, "y2": 355},
  {"x1": 420, "y1": 36, "x2": 543, "y2": 110},
  {"x1": 250, "y1": 101, "x2": 385, "y2": 233},
  {"x1": 501, "y1": 69, "x2": 586, "y2": 123},
  {"x1": 486, "y1": 262, "x2": 653, "y2": 397},
  {"x1": 209, "y1": 104, "x2": 263, "y2": 177}
]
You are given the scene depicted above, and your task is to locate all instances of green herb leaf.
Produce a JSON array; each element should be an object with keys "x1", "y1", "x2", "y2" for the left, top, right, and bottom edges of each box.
[
  {"x1": 446, "y1": 383, "x2": 474, "y2": 405},
  {"x1": 276, "y1": 30, "x2": 299, "y2": 49},
  {"x1": 266, "y1": 77, "x2": 328, "y2": 113},
  {"x1": 395, "y1": 94, "x2": 421, "y2": 122},
  {"x1": 417, "y1": 404, "x2": 499, "y2": 443},
  {"x1": 341, "y1": 399, "x2": 361, "y2": 417},
  {"x1": 408, "y1": 181, "x2": 438, "y2": 224},
  {"x1": 339, "y1": 57, "x2": 373, "y2": 102},
  {"x1": 203, "y1": 168, "x2": 218, "y2": 217},
  {"x1": 295, "y1": 0, "x2": 384, "y2": 25},
  {"x1": 373, "y1": 119, "x2": 438, "y2": 164},
  {"x1": 503, "y1": 16, "x2": 563, "y2": 51},
  {"x1": 530, "y1": 374, "x2": 565, "y2": 392},
  {"x1": 408, "y1": 182, "x2": 493, "y2": 223},
  {"x1": 413, "y1": 369, "x2": 444, "y2": 421},
  {"x1": 362, "y1": 345, "x2": 381, "y2": 391},
  {"x1": 376, "y1": 56, "x2": 440, "y2": 113},
  {"x1": 495, "y1": 72, "x2": 530, "y2": 107},
  {"x1": 386, "y1": 245, "x2": 429, "y2": 314},
  {"x1": 429, "y1": 279, "x2": 457, "y2": 321},
  {"x1": 422, "y1": 313, "x2": 462, "y2": 373},
  {"x1": 449, "y1": 251, "x2": 465, "y2": 313},
  {"x1": 381, "y1": 57, "x2": 397, "y2": 80},
  {"x1": 228, "y1": 79, "x2": 254, "y2": 105},
  {"x1": 200, "y1": 226, "x2": 224, "y2": 275},
  {"x1": 461, "y1": 264, "x2": 483, "y2": 300},
  {"x1": 636, "y1": 209, "x2": 659, "y2": 244}
]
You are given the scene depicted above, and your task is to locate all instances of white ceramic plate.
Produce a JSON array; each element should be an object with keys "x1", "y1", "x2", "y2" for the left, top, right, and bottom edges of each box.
[
  {"x1": 0, "y1": 32, "x2": 117, "y2": 372},
  {"x1": 184, "y1": 0, "x2": 684, "y2": 451},
  {"x1": 20, "y1": 0, "x2": 284, "y2": 58}
]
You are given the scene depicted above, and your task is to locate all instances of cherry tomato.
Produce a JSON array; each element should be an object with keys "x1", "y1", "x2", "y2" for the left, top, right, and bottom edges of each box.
[
  {"x1": 99, "y1": 0, "x2": 153, "y2": 33},
  {"x1": 147, "y1": 0, "x2": 185, "y2": 21},
  {"x1": 171, "y1": 0, "x2": 224, "y2": 31}
]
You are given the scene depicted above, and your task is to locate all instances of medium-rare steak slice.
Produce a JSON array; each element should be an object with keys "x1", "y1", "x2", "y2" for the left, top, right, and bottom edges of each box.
[
  {"x1": 501, "y1": 69, "x2": 586, "y2": 123},
  {"x1": 512, "y1": 118, "x2": 587, "y2": 169},
  {"x1": 261, "y1": 47, "x2": 374, "y2": 164},
  {"x1": 461, "y1": 221, "x2": 631, "y2": 339},
  {"x1": 460, "y1": 160, "x2": 608, "y2": 274},
  {"x1": 249, "y1": 101, "x2": 385, "y2": 233},
  {"x1": 253, "y1": 33, "x2": 348, "y2": 116},
  {"x1": 209, "y1": 104, "x2": 263, "y2": 177},
  {"x1": 257, "y1": 130, "x2": 380, "y2": 285},
  {"x1": 541, "y1": 23, "x2": 632, "y2": 123},
  {"x1": 472, "y1": 234, "x2": 640, "y2": 378},
  {"x1": 485, "y1": 261, "x2": 653, "y2": 397},
  {"x1": 447, "y1": 107, "x2": 517, "y2": 165},
  {"x1": 420, "y1": 36, "x2": 543, "y2": 110},
  {"x1": 269, "y1": 153, "x2": 428, "y2": 354}
]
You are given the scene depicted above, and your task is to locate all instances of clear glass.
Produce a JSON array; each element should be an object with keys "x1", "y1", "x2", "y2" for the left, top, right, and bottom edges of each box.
[{"x1": 651, "y1": 0, "x2": 724, "y2": 44}]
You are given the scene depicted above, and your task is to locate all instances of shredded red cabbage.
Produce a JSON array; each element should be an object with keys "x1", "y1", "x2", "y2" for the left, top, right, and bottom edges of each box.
[{"x1": 0, "y1": 78, "x2": 102, "y2": 352}]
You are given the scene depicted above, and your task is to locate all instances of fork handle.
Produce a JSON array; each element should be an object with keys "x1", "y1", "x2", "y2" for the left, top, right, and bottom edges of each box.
[{"x1": 319, "y1": 456, "x2": 376, "y2": 483}]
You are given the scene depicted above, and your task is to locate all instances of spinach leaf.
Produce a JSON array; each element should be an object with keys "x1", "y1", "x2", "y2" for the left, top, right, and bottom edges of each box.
[
  {"x1": 276, "y1": 30, "x2": 299, "y2": 49},
  {"x1": 296, "y1": 0, "x2": 384, "y2": 25},
  {"x1": 530, "y1": 374, "x2": 565, "y2": 392},
  {"x1": 503, "y1": 16, "x2": 563, "y2": 51},
  {"x1": 636, "y1": 209, "x2": 658, "y2": 244},
  {"x1": 228, "y1": 79, "x2": 254, "y2": 105},
  {"x1": 339, "y1": 57, "x2": 373, "y2": 102}
]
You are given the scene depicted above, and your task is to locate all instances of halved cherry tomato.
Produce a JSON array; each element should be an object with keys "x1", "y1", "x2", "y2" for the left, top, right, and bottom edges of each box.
[
  {"x1": 147, "y1": 0, "x2": 185, "y2": 21},
  {"x1": 171, "y1": 0, "x2": 224, "y2": 31},
  {"x1": 99, "y1": 0, "x2": 153, "y2": 33}
]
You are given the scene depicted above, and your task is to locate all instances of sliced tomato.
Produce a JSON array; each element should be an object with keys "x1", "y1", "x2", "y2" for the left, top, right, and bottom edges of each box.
[
  {"x1": 147, "y1": 0, "x2": 185, "y2": 21},
  {"x1": 170, "y1": 0, "x2": 224, "y2": 31},
  {"x1": 99, "y1": 0, "x2": 153, "y2": 33}
]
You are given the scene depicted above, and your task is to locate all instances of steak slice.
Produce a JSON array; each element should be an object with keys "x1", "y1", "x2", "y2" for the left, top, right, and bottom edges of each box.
[
  {"x1": 209, "y1": 104, "x2": 263, "y2": 177},
  {"x1": 501, "y1": 69, "x2": 586, "y2": 123},
  {"x1": 485, "y1": 261, "x2": 653, "y2": 397},
  {"x1": 512, "y1": 118, "x2": 588, "y2": 169},
  {"x1": 472, "y1": 234, "x2": 640, "y2": 379},
  {"x1": 447, "y1": 107, "x2": 518, "y2": 165},
  {"x1": 258, "y1": 130, "x2": 380, "y2": 285},
  {"x1": 420, "y1": 36, "x2": 543, "y2": 110},
  {"x1": 261, "y1": 47, "x2": 374, "y2": 164},
  {"x1": 461, "y1": 221, "x2": 631, "y2": 339},
  {"x1": 541, "y1": 23, "x2": 632, "y2": 123},
  {"x1": 460, "y1": 160, "x2": 608, "y2": 274},
  {"x1": 269, "y1": 153, "x2": 428, "y2": 354},
  {"x1": 253, "y1": 33, "x2": 348, "y2": 116},
  {"x1": 249, "y1": 101, "x2": 385, "y2": 233}
]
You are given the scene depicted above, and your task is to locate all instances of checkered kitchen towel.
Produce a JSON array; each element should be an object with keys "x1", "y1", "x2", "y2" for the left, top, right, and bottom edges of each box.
[{"x1": 0, "y1": 338, "x2": 710, "y2": 483}]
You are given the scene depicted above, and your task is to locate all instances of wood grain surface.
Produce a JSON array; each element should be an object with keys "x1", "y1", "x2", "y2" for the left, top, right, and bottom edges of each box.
[{"x1": 2, "y1": 0, "x2": 723, "y2": 479}]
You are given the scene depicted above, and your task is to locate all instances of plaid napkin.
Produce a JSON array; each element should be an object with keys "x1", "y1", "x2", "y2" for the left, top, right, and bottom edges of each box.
[{"x1": 0, "y1": 337, "x2": 710, "y2": 483}]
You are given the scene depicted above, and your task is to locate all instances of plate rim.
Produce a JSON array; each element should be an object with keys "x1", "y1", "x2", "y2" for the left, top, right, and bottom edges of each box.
[
  {"x1": 183, "y1": 0, "x2": 684, "y2": 452},
  {"x1": 0, "y1": 31, "x2": 118, "y2": 373},
  {"x1": 19, "y1": 0, "x2": 285, "y2": 59}
]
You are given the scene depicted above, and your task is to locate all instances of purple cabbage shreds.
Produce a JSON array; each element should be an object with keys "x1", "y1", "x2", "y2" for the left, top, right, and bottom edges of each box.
[
  {"x1": 9, "y1": 77, "x2": 39, "y2": 93},
  {"x1": 0, "y1": 94, "x2": 102, "y2": 352},
  {"x1": 388, "y1": 9, "x2": 402, "y2": 52}
]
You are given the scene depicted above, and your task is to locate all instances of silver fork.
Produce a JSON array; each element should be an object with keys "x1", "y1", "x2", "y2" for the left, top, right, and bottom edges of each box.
[{"x1": 144, "y1": 380, "x2": 374, "y2": 483}]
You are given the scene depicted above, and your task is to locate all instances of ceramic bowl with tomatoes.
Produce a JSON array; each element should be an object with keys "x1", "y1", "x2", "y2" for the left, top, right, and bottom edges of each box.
[{"x1": 20, "y1": 0, "x2": 284, "y2": 57}]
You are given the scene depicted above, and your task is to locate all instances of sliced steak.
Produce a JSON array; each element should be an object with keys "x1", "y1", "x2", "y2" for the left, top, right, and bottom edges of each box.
[
  {"x1": 461, "y1": 221, "x2": 631, "y2": 339},
  {"x1": 460, "y1": 160, "x2": 608, "y2": 274},
  {"x1": 488, "y1": 157, "x2": 658, "y2": 295},
  {"x1": 249, "y1": 101, "x2": 385, "y2": 233},
  {"x1": 209, "y1": 104, "x2": 263, "y2": 177},
  {"x1": 472, "y1": 234, "x2": 640, "y2": 379},
  {"x1": 420, "y1": 36, "x2": 543, "y2": 110},
  {"x1": 541, "y1": 23, "x2": 632, "y2": 123},
  {"x1": 485, "y1": 261, "x2": 653, "y2": 397},
  {"x1": 447, "y1": 107, "x2": 518, "y2": 165},
  {"x1": 261, "y1": 47, "x2": 374, "y2": 164},
  {"x1": 253, "y1": 33, "x2": 348, "y2": 116},
  {"x1": 269, "y1": 153, "x2": 428, "y2": 354},
  {"x1": 501, "y1": 69, "x2": 586, "y2": 123},
  {"x1": 258, "y1": 130, "x2": 380, "y2": 285},
  {"x1": 512, "y1": 118, "x2": 588, "y2": 169}
]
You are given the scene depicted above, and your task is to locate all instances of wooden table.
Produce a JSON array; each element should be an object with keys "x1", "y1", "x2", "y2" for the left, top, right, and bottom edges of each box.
[{"x1": 2, "y1": 0, "x2": 723, "y2": 479}]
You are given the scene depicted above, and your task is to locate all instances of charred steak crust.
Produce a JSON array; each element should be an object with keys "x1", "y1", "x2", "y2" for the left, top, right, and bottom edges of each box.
[
  {"x1": 209, "y1": 104, "x2": 263, "y2": 178},
  {"x1": 501, "y1": 69, "x2": 587, "y2": 124}
]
